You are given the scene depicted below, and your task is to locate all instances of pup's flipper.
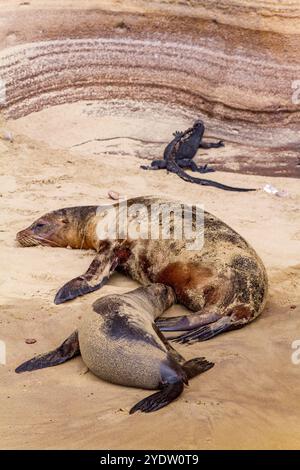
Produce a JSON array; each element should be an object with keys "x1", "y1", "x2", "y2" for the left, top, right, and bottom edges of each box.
[
  {"x1": 129, "y1": 382, "x2": 184, "y2": 414},
  {"x1": 152, "y1": 323, "x2": 186, "y2": 364},
  {"x1": 183, "y1": 357, "x2": 214, "y2": 379},
  {"x1": 15, "y1": 331, "x2": 79, "y2": 373}
]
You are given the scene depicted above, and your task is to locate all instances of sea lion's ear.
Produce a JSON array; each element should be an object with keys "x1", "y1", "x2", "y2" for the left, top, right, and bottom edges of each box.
[{"x1": 61, "y1": 218, "x2": 69, "y2": 224}]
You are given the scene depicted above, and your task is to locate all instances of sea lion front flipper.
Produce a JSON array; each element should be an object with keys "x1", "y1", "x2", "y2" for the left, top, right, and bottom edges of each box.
[
  {"x1": 129, "y1": 382, "x2": 184, "y2": 414},
  {"x1": 15, "y1": 331, "x2": 79, "y2": 373},
  {"x1": 54, "y1": 252, "x2": 119, "y2": 304},
  {"x1": 183, "y1": 357, "x2": 214, "y2": 379}
]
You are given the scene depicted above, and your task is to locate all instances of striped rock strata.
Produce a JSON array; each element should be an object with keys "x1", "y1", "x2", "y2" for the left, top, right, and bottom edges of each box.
[{"x1": 0, "y1": 0, "x2": 299, "y2": 175}]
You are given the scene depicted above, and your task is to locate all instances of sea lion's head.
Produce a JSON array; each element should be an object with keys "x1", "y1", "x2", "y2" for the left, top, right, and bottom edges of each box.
[
  {"x1": 138, "y1": 283, "x2": 177, "y2": 314},
  {"x1": 16, "y1": 206, "x2": 97, "y2": 249}
]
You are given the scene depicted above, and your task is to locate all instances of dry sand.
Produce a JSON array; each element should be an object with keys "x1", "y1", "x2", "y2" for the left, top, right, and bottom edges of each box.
[{"x1": 0, "y1": 102, "x2": 300, "y2": 449}]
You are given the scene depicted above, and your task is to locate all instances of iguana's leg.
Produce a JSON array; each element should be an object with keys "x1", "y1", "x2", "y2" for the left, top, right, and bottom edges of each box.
[
  {"x1": 140, "y1": 160, "x2": 167, "y2": 170},
  {"x1": 177, "y1": 159, "x2": 198, "y2": 171},
  {"x1": 177, "y1": 159, "x2": 215, "y2": 174},
  {"x1": 172, "y1": 131, "x2": 184, "y2": 138},
  {"x1": 199, "y1": 140, "x2": 224, "y2": 149}
]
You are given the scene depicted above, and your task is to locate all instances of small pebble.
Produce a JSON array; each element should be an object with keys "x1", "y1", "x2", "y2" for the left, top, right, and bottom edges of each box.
[
  {"x1": 290, "y1": 305, "x2": 297, "y2": 309},
  {"x1": 25, "y1": 338, "x2": 36, "y2": 344},
  {"x1": 0, "y1": 130, "x2": 13, "y2": 142},
  {"x1": 108, "y1": 190, "x2": 120, "y2": 200}
]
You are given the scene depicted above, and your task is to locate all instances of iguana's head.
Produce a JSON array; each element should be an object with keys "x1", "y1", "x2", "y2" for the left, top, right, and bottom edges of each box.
[{"x1": 193, "y1": 119, "x2": 204, "y2": 128}]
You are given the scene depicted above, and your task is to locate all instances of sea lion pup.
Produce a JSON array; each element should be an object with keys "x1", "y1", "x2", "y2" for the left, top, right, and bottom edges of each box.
[
  {"x1": 15, "y1": 284, "x2": 214, "y2": 414},
  {"x1": 16, "y1": 196, "x2": 268, "y2": 344}
]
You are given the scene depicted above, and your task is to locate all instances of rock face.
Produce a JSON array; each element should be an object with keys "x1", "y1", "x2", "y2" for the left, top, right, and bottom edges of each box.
[{"x1": 0, "y1": 0, "x2": 299, "y2": 175}]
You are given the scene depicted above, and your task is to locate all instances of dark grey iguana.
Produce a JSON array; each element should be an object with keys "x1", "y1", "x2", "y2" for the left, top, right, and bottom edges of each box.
[{"x1": 141, "y1": 120, "x2": 256, "y2": 192}]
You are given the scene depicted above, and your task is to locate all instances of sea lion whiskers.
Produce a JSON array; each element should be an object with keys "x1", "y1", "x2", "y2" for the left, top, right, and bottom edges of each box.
[
  {"x1": 48, "y1": 237, "x2": 60, "y2": 246},
  {"x1": 17, "y1": 233, "x2": 42, "y2": 247},
  {"x1": 34, "y1": 236, "x2": 62, "y2": 247},
  {"x1": 17, "y1": 236, "x2": 34, "y2": 247},
  {"x1": 18, "y1": 233, "x2": 62, "y2": 248}
]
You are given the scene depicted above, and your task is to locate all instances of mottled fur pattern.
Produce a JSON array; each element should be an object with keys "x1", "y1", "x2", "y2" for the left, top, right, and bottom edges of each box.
[
  {"x1": 16, "y1": 196, "x2": 268, "y2": 342},
  {"x1": 79, "y1": 285, "x2": 178, "y2": 389}
]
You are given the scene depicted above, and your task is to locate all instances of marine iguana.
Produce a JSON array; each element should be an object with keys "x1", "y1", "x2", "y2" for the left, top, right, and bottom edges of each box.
[{"x1": 141, "y1": 120, "x2": 256, "y2": 192}]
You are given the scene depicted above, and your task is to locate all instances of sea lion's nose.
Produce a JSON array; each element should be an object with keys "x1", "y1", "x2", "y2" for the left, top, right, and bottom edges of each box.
[
  {"x1": 16, "y1": 229, "x2": 24, "y2": 242},
  {"x1": 16, "y1": 228, "x2": 30, "y2": 245}
]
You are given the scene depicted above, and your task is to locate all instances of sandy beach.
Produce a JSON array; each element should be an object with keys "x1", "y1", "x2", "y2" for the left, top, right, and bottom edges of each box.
[
  {"x1": 0, "y1": 101, "x2": 300, "y2": 449},
  {"x1": 0, "y1": 0, "x2": 300, "y2": 450}
]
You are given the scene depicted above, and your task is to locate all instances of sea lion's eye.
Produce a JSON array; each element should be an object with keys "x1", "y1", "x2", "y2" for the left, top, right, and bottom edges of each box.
[
  {"x1": 34, "y1": 223, "x2": 45, "y2": 230},
  {"x1": 61, "y1": 219, "x2": 68, "y2": 225}
]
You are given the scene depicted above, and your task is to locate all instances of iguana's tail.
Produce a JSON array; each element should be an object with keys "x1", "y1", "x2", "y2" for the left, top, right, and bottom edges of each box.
[{"x1": 170, "y1": 163, "x2": 256, "y2": 192}]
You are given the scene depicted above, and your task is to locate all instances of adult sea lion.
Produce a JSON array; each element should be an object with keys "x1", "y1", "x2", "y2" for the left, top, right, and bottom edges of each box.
[
  {"x1": 16, "y1": 284, "x2": 214, "y2": 413},
  {"x1": 16, "y1": 196, "x2": 268, "y2": 343}
]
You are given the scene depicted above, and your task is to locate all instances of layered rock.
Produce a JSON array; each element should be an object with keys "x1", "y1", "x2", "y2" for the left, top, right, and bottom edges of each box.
[{"x1": 0, "y1": 0, "x2": 299, "y2": 175}]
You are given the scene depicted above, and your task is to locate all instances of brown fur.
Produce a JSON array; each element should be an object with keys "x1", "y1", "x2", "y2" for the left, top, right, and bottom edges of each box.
[{"x1": 16, "y1": 196, "x2": 268, "y2": 340}]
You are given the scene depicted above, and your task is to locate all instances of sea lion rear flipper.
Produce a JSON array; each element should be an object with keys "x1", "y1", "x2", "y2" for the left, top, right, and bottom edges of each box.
[
  {"x1": 54, "y1": 252, "x2": 119, "y2": 304},
  {"x1": 129, "y1": 382, "x2": 184, "y2": 414},
  {"x1": 183, "y1": 357, "x2": 214, "y2": 379},
  {"x1": 15, "y1": 330, "x2": 79, "y2": 373}
]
